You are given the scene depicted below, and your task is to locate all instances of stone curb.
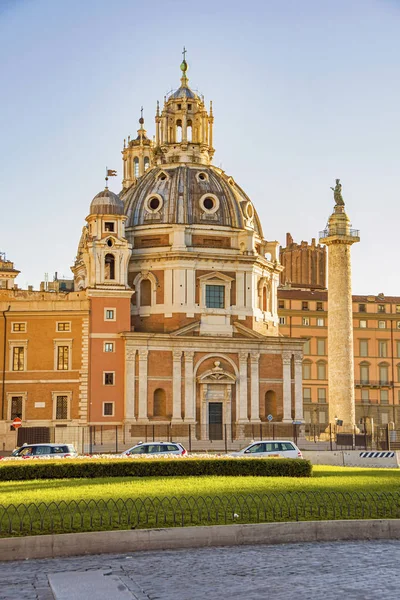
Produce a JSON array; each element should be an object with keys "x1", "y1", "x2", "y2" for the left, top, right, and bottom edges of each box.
[{"x1": 2, "y1": 519, "x2": 400, "y2": 562}]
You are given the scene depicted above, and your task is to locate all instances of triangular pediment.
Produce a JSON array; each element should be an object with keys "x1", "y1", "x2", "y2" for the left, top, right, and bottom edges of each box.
[
  {"x1": 170, "y1": 320, "x2": 201, "y2": 337},
  {"x1": 233, "y1": 321, "x2": 267, "y2": 339},
  {"x1": 197, "y1": 271, "x2": 234, "y2": 283}
]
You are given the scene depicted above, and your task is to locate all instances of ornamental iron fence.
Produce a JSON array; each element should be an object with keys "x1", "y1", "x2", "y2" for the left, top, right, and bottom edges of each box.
[{"x1": 1, "y1": 491, "x2": 400, "y2": 537}]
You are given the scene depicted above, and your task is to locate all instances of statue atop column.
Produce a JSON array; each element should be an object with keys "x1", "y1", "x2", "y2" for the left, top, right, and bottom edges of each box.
[{"x1": 330, "y1": 179, "x2": 344, "y2": 206}]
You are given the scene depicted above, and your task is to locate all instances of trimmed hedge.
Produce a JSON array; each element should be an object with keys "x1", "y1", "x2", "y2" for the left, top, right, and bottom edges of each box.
[{"x1": 0, "y1": 458, "x2": 312, "y2": 481}]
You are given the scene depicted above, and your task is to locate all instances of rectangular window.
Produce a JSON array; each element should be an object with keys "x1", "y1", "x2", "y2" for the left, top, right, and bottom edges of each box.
[
  {"x1": 396, "y1": 305, "x2": 400, "y2": 314},
  {"x1": 378, "y1": 304, "x2": 386, "y2": 313},
  {"x1": 360, "y1": 364, "x2": 369, "y2": 384},
  {"x1": 55, "y1": 396, "x2": 68, "y2": 420},
  {"x1": 279, "y1": 316, "x2": 286, "y2": 325},
  {"x1": 205, "y1": 285, "x2": 225, "y2": 308},
  {"x1": 378, "y1": 341, "x2": 388, "y2": 358},
  {"x1": 302, "y1": 301, "x2": 309, "y2": 311},
  {"x1": 104, "y1": 342, "x2": 114, "y2": 352},
  {"x1": 303, "y1": 387, "x2": 311, "y2": 401},
  {"x1": 361, "y1": 389, "x2": 370, "y2": 403},
  {"x1": 359, "y1": 304, "x2": 366, "y2": 313},
  {"x1": 105, "y1": 308, "x2": 115, "y2": 320},
  {"x1": 397, "y1": 321, "x2": 400, "y2": 330},
  {"x1": 317, "y1": 318, "x2": 324, "y2": 327},
  {"x1": 378, "y1": 320, "x2": 386, "y2": 329},
  {"x1": 317, "y1": 339, "x2": 326, "y2": 356},
  {"x1": 316, "y1": 302, "x2": 323, "y2": 311},
  {"x1": 359, "y1": 320, "x2": 367, "y2": 328},
  {"x1": 103, "y1": 402, "x2": 114, "y2": 416},
  {"x1": 303, "y1": 362, "x2": 311, "y2": 379},
  {"x1": 397, "y1": 341, "x2": 400, "y2": 358},
  {"x1": 359, "y1": 340, "x2": 369, "y2": 357},
  {"x1": 57, "y1": 346, "x2": 69, "y2": 370},
  {"x1": 317, "y1": 388, "x2": 327, "y2": 403},
  {"x1": 104, "y1": 222, "x2": 115, "y2": 232},
  {"x1": 302, "y1": 339, "x2": 310, "y2": 354},
  {"x1": 278, "y1": 300, "x2": 285, "y2": 309},
  {"x1": 317, "y1": 362, "x2": 326, "y2": 380},
  {"x1": 104, "y1": 372, "x2": 114, "y2": 385},
  {"x1": 12, "y1": 347, "x2": 24, "y2": 371},
  {"x1": 12, "y1": 322, "x2": 26, "y2": 332},
  {"x1": 10, "y1": 396, "x2": 23, "y2": 420},
  {"x1": 380, "y1": 389, "x2": 389, "y2": 405},
  {"x1": 302, "y1": 317, "x2": 310, "y2": 326},
  {"x1": 57, "y1": 322, "x2": 71, "y2": 332}
]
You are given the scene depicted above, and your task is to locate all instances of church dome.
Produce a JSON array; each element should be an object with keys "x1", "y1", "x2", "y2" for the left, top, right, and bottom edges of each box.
[
  {"x1": 90, "y1": 188, "x2": 125, "y2": 215},
  {"x1": 122, "y1": 164, "x2": 263, "y2": 236}
]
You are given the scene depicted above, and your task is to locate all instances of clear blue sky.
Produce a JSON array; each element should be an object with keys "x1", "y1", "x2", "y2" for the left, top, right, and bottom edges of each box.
[{"x1": 1, "y1": 0, "x2": 399, "y2": 294}]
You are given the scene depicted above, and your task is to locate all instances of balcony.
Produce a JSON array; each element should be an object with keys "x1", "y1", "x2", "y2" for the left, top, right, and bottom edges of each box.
[
  {"x1": 319, "y1": 228, "x2": 360, "y2": 239},
  {"x1": 355, "y1": 380, "x2": 393, "y2": 388}
]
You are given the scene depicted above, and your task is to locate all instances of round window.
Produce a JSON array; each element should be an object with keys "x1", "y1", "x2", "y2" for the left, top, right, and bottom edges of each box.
[
  {"x1": 198, "y1": 173, "x2": 206, "y2": 181},
  {"x1": 159, "y1": 173, "x2": 167, "y2": 181},
  {"x1": 149, "y1": 197, "x2": 160, "y2": 210},
  {"x1": 246, "y1": 203, "x2": 254, "y2": 219},
  {"x1": 203, "y1": 197, "x2": 214, "y2": 210}
]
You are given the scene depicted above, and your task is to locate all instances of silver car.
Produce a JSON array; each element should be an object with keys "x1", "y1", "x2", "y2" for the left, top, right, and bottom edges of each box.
[
  {"x1": 231, "y1": 440, "x2": 303, "y2": 459},
  {"x1": 11, "y1": 443, "x2": 78, "y2": 458},
  {"x1": 122, "y1": 442, "x2": 187, "y2": 456}
]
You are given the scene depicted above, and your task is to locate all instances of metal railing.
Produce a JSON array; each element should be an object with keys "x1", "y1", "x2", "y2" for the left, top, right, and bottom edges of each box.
[
  {"x1": 354, "y1": 380, "x2": 393, "y2": 387},
  {"x1": 1, "y1": 491, "x2": 400, "y2": 536},
  {"x1": 319, "y1": 228, "x2": 360, "y2": 238}
]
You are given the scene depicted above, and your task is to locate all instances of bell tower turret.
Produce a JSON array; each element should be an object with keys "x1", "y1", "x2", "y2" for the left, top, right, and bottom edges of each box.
[{"x1": 122, "y1": 109, "x2": 153, "y2": 190}]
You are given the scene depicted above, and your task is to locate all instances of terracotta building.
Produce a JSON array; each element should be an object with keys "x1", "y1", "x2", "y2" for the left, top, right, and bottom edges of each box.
[{"x1": 278, "y1": 233, "x2": 400, "y2": 427}]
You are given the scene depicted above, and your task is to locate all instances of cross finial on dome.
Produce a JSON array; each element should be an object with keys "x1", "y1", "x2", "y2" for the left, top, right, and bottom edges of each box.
[
  {"x1": 180, "y1": 46, "x2": 188, "y2": 86},
  {"x1": 139, "y1": 106, "x2": 144, "y2": 126}
]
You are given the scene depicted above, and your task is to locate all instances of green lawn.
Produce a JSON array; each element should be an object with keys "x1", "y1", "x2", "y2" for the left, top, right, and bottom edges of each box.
[{"x1": 1, "y1": 466, "x2": 400, "y2": 537}]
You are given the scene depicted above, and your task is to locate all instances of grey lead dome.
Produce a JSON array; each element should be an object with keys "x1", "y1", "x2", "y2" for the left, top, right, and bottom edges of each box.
[{"x1": 90, "y1": 188, "x2": 125, "y2": 215}]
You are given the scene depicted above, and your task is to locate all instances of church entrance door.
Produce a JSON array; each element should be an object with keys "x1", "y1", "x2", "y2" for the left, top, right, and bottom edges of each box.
[{"x1": 209, "y1": 402, "x2": 223, "y2": 440}]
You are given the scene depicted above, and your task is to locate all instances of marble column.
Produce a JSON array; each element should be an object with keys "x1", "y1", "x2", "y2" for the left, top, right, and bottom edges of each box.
[
  {"x1": 282, "y1": 351, "x2": 292, "y2": 422},
  {"x1": 125, "y1": 348, "x2": 136, "y2": 420},
  {"x1": 294, "y1": 352, "x2": 304, "y2": 421},
  {"x1": 172, "y1": 350, "x2": 183, "y2": 422},
  {"x1": 238, "y1": 351, "x2": 249, "y2": 423},
  {"x1": 250, "y1": 351, "x2": 261, "y2": 423},
  {"x1": 137, "y1": 350, "x2": 148, "y2": 422},
  {"x1": 184, "y1": 351, "x2": 195, "y2": 423}
]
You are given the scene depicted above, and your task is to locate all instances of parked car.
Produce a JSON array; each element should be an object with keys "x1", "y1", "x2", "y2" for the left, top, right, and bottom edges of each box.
[
  {"x1": 122, "y1": 441, "x2": 187, "y2": 457},
  {"x1": 10, "y1": 443, "x2": 78, "y2": 458},
  {"x1": 230, "y1": 440, "x2": 303, "y2": 459}
]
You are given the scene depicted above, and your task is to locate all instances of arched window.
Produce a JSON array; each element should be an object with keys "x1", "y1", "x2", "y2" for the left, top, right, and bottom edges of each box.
[
  {"x1": 187, "y1": 119, "x2": 192, "y2": 142},
  {"x1": 379, "y1": 363, "x2": 389, "y2": 385},
  {"x1": 360, "y1": 362, "x2": 370, "y2": 384},
  {"x1": 140, "y1": 279, "x2": 152, "y2": 306},
  {"x1": 153, "y1": 388, "x2": 166, "y2": 417},
  {"x1": 262, "y1": 287, "x2": 267, "y2": 312},
  {"x1": 264, "y1": 390, "x2": 276, "y2": 419},
  {"x1": 176, "y1": 119, "x2": 182, "y2": 142},
  {"x1": 144, "y1": 157, "x2": 150, "y2": 172},
  {"x1": 104, "y1": 254, "x2": 115, "y2": 280},
  {"x1": 317, "y1": 361, "x2": 326, "y2": 380},
  {"x1": 134, "y1": 157, "x2": 139, "y2": 178}
]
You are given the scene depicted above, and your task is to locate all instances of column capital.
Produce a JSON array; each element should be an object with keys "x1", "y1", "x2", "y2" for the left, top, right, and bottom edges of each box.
[
  {"x1": 138, "y1": 349, "x2": 148, "y2": 360},
  {"x1": 250, "y1": 351, "x2": 260, "y2": 362},
  {"x1": 126, "y1": 348, "x2": 136, "y2": 361},
  {"x1": 173, "y1": 350, "x2": 183, "y2": 360},
  {"x1": 282, "y1": 351, "x2": 292, "y2": 365},
  {"x1": 184, "y1": 350, "x2": 195, "y2": 360},
  {"x1": 239, "y1": 351, "x2": 249, "y2": 362},
  {"x1": 293, "y1": 351, "x2": 303, "y2": 364}
]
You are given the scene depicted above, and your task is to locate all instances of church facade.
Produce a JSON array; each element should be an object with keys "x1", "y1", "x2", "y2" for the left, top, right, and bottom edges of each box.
[{"x1": 0, "y1": 58, "x2": 304, "y2": 447}]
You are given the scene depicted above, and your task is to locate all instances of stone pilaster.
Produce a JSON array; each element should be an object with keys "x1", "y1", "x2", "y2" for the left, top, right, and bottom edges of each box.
[
  {"x1": 184, "y1": 351, "x2": 195, "y2": 423},
  {"x1": 282, "y1": 352, "x2": 292, "y2": 422},
  {"x1": 238, "y1": 351, "x2": 249, "y2": 423},
  {"x1": 172, "y1": 350, "x2": 183, "y2": 422},
  {"x1": 125, "y1": 348, "x2": 136, "y2": 420},
  {"x1": 250, "y1": 351, "x2": 261, "y2": 423},
  {"x1": 137, "y1": 350, "x2": 148, "y2": 422},
  {"x1": 293, "y1": 352, "x2": 304, "y2": 422}
]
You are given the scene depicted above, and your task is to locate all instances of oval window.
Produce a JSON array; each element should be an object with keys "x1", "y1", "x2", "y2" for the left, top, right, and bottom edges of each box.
[
  {"x1": 149, "y1": 197, "x2": 160, "y2": 210},
  {"x1": 203, "y1": 197, "x2": 214, "y2": 210},
  {"x1": 159, "y1": 173, "x2": 167, "y2": 181},
  {"x1": 106, "y1": 238, "x2": 114, "y2": 247},
  {"x1": 247, "y1": 203, "x2": 254, "y2": 219},
  {"x1": 198, "y1": 173, "x2": 206, "y2": 181}
]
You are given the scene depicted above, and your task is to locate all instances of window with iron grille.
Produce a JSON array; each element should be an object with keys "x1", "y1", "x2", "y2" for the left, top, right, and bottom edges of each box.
[
  {"x1": 11, "y1": 396, "x2": 23, "y2": 420},
  {"x1": 57, "y1": 346, "x2": 69, "y2": 370},
  {"x1": 56, "y1": 396, "x2": 68, "y2": 420},
  {"x1": 103, "y1": 402, "x2": 114, "y2": 416},
  {"x1": 12, "y1": 347, "x2": 25, "y2": 371},
  {"x1": 205, "y1": 285, "x2": 225, "y2": 308}
]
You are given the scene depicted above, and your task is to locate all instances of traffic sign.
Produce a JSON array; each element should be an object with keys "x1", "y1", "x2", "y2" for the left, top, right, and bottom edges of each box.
[
  {"x1": 12, "y1": 417, "x2": 22, "y2": 429},
  {"x1": 267, "y1": 414, "x2": 273, "y2": 422}
]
